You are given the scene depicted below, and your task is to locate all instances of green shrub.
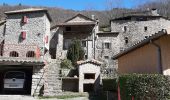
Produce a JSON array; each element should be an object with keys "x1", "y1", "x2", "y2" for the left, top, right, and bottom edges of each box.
[
  {"x1": 119, "y1": 74, "x2": 170, "y2": 100},
  {"x1": 67, "y1": 39, "x2": 85, "y2": 66},
  {"x1": 60, "y1": 59, "x2": 73, "y2": 69},
  {"x1": 102, "y1": 79, "x2": 117, "y2": 92}
]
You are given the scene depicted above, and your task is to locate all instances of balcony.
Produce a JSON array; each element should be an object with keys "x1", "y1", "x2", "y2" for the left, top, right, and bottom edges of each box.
[{"x1": 0, "y1": 44, "x2": 44, "y2": 65}]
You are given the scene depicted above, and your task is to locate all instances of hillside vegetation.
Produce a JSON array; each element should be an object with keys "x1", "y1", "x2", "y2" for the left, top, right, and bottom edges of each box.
[{"x1": 0, "y1": 0, "x2": 170, "y2": 27}]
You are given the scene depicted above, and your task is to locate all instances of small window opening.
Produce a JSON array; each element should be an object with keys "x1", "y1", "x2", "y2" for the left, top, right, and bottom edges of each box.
[
  {"x1": 81, "y1": 41, "x2": 86, "y2": 47},
  {"x1": 85, "y1": 55, "x2": 87, "y2": 59},
  {"x1": 125, "y1": 37, "x2": 129, "y2": 44},
  {"x1": 104, "y1": 42, "x2": 111, "y2": 49},
  {"x1": 144, "y1": 26, "x2": 148, "y2": 32},
  {"x1": 10, "y1": 51, "x2": 19, "y2": 57},
  {"x1": 104, "y1": 56, "x2": 109, "y2": 59},
  {"x1": 84, "y1": 73, "x2": 95, "y2": 79},
  {"x1": 65, "y1": 27, "x2": 71, "y2": 31},
  {"x1": 22, "y1": 16, "x2": 28, "y2": 24},
  {"x1": 123, "y1": 26, "x2": 127, "y2": 32},
  {"x1": 26, "y1": 51, "x2": 35, "y2": 57}
]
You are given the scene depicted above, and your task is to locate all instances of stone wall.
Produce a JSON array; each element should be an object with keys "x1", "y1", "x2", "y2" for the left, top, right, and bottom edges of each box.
[
  {"x1": 31, "y1": 65, "x2": 44, "y2": 96},
  {"x1": 3, "y1": 44, "x2": 38, "y2": 58},
  {"x1": 43, "y1": 60, "x2": 62, "y2": 96},
  {"x1": 78, "y1": 63, "x2": 101, "y2": 92},
  {"x1": 96, "y1": 33, "x2": 119, "y2": 63},
  {"x1": 5, "y1": 12, "x2": 50, "y2": 57},
  {"x1": 0, "y1": 23, "x2": 5, "y2": 42},
  {"x1": 111, "y1": 17, "x2": 170, "y2": 49}
]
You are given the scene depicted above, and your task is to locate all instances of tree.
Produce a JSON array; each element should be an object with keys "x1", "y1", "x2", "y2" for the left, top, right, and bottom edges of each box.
[{"x1": 67, "y1": 39, "x2": 85, "y2": 66}]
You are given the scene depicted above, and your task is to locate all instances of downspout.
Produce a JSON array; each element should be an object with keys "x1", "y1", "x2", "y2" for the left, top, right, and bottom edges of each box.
[{"x1": 150, "y1": 40, "x2": 163, "y2": 74}]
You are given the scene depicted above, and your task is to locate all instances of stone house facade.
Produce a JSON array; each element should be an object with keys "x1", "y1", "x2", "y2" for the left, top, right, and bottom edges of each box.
[
  {"x1": 94, "y1": 9, "x2": 170, "y2": 76},
  {"x1": 111, "y1": 9, "x2": 170, "y2": 50},
  {"x1": 0, "y1": 8, "x2": 58, "y2": 96},
  {"x1": 0, "y1": 8, "x2": 170, "y2": 96},
  {"x1": 50, "y1": 14, "x2": 99, "y2": 60}
]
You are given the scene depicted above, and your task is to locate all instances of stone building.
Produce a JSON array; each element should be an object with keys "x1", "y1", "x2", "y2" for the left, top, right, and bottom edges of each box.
[
  {"x1": 95, "y1": 9, "x2": 170, "y2": 76},
  {"x1": 0, "y1": 8, "x2": 57, "y2": 96},
  {"x1": 77, "y1": 59, "x2": 101, "y2": 92},
  {"x1": 50, "y1": 14, "x2": 99, "y2": 60},
  {"x1": 113, "y1": 28, "x2": 170, "y2": 75},
  {"x1": 111, "y1": 9, "x2": 170, "y2": 50},
  {"x1": 0, "y1": 8, "x2": 170, "y2": 96}
]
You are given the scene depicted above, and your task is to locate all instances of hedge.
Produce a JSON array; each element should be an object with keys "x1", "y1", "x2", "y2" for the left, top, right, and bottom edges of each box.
[
  {"x1": 119, "y1": 74, "x2": 170, "y2": 100},
  {"x1": 102, "y1": 79, "x2": 117, "y2": 92}
]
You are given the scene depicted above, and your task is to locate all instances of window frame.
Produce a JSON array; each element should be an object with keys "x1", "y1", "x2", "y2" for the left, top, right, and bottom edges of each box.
[{"x1": 103, "y1": 42, "x2": 111, "y2": 49}]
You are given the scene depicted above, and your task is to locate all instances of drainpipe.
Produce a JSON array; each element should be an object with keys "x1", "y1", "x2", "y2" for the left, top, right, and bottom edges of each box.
[{"x1": 150, "y1": 40, "x2": 163, "y2": 74}]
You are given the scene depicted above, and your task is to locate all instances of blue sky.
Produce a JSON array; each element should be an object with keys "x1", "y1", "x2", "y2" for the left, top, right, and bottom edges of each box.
[{"x1": 0, "y1": 0, "x2": 152, "y2": 11}]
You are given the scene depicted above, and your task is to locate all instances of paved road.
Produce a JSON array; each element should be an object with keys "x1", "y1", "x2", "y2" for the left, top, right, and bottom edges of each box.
[
  {"x1": 0, "y1": 95, "x2": 89, "y2": 100},
  {"x1": 0, "y1": 95, "x2": 35, "y2": 100}
]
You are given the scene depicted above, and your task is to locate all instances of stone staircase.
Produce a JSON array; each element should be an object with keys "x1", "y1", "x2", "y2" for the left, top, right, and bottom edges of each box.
[{"x1": 43, "y1": 59, "x2": 62, "y2": 96}]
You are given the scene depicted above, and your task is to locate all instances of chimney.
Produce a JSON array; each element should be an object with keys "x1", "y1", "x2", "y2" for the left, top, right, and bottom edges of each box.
[
  {"x1": 91, "y1": 15, "x2": 95, "y2": 20},
  {"x1": 151, "y1": 8, "x2": 159, "y2": 16}
]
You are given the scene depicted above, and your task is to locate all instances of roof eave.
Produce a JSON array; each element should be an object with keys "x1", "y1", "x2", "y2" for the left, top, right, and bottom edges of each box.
[
  {"x1": 112, "y1": 29, "x2": 167, "y2": 60},
  {"x1": 5, "y1": 10, "x2": 52, "y2": 22}
]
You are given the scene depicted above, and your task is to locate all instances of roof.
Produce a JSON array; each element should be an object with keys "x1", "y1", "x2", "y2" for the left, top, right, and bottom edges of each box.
[
  {"x1": 111, "y1": 9, "x2": 164, "y2": 21},
  {"x1": 0, "y1": 20, "x2": 6, "y2": 26},
  {"x1": 5, "y1": 8, "x2": 52, "y2": 22},
  {"x1": 112, "y1": 29, "x2": 168, "y2": 60},
  {"x1": 97, "y1": 32, "x2": 119, "y2": 34},
  {"x1": 56, "y1": 22, "x2": 96, "y2": 26},
  {"x1": 64, "y1": 13, "x2": 96, "y2": 22},
  {"x1": 77, "y1": 59, "x2": 102, "y2": 65},
  {"x1": 51, "y1": 13, "x2": 96, "y2": 29},
  {"x1": 0, "y1": 57, "x2": 44, "y2": 65}
]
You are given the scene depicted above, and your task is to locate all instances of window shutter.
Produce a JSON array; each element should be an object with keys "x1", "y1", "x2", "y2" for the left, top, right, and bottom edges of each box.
[
  {"x1": 45, "y1": 36, "x2": 48, "y2": 43},
  {"x1": 23, "y1": 16, "x2": 28, "y2": 23},
  {"x1": 21, "y1": 31, "x2": 26, "y2": 39}
]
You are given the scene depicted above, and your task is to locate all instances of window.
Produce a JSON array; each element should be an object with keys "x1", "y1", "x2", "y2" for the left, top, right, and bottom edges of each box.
[
  {"x1": 84, "y1": 73, "x2": 95, "y2": 79},
  {"x1": 81, "y1": 41, "x2": 86, "y2": 47},
  {"x1": 85, "y1": 55, "x2": 87, "y2": 59},
  {"x1": 63, "y1": 39, "x2": 72, "y2": 50},
  {"x1": 65, "y1": 27, "x2": 71, "y2": 31},
  {"x1": 123, "y1": 26, "x2": 127, "y2": 32},
  {"x1": 104, "y1": 56, "x2": 109, "y2": 59},
  {"x1": 22, "y1": 16, "x2": 28, "y2": 24},
  {"x1": 45, "y1": 36, "x2": 48, "y2": 43},
  {"x1": 104, "y1": 42, "x2": 111, "y2": 49},
  {"x1": 26, "y1": 51, "x2": 35, "y2": 57},
  {"x1": 145, "y1": 36, "x2": 148, "y2": 38},
  {"x1": 21, "y1": 31, "x2": 26, "y2": 39},
  {"x1": 144, "y1": 26, "x2": 148, "y2": 32},
  {"x1": 10, "y1": 51, "x2": 19, "y2": 57},
  {"x1": 136, "y1": 17, "x2": 147, "y2": 21},
  {"x1": 125, "y1": 37, "x2": 128, "y2": 44}
]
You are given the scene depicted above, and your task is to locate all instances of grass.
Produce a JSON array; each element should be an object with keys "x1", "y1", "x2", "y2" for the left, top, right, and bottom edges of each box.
[{"x1": 39, "y1": 94, "x2": 86, "y2": 99}]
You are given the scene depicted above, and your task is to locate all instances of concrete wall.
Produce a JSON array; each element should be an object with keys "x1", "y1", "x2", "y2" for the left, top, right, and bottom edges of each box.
[
  {"x1": 118, "y1": 35, "x2": 170, "y2": 75},
  {"x1": 62, "y1": 79, "x2": 78, "y2": 92},
  {"x1": 156, "y1": 35, "x2": 170, "y2": 75},
  {"x1": 118, "y1": 43, "x2": 158, "y2": 74},
  {"x1": 78, "y1": 63, "x2": 100, "y2": 92}
]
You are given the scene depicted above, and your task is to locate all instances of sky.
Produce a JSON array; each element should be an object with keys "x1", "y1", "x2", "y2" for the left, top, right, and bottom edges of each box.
[{"x1": 0, "y1": 0, "x2": 153, "y2": 11}]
